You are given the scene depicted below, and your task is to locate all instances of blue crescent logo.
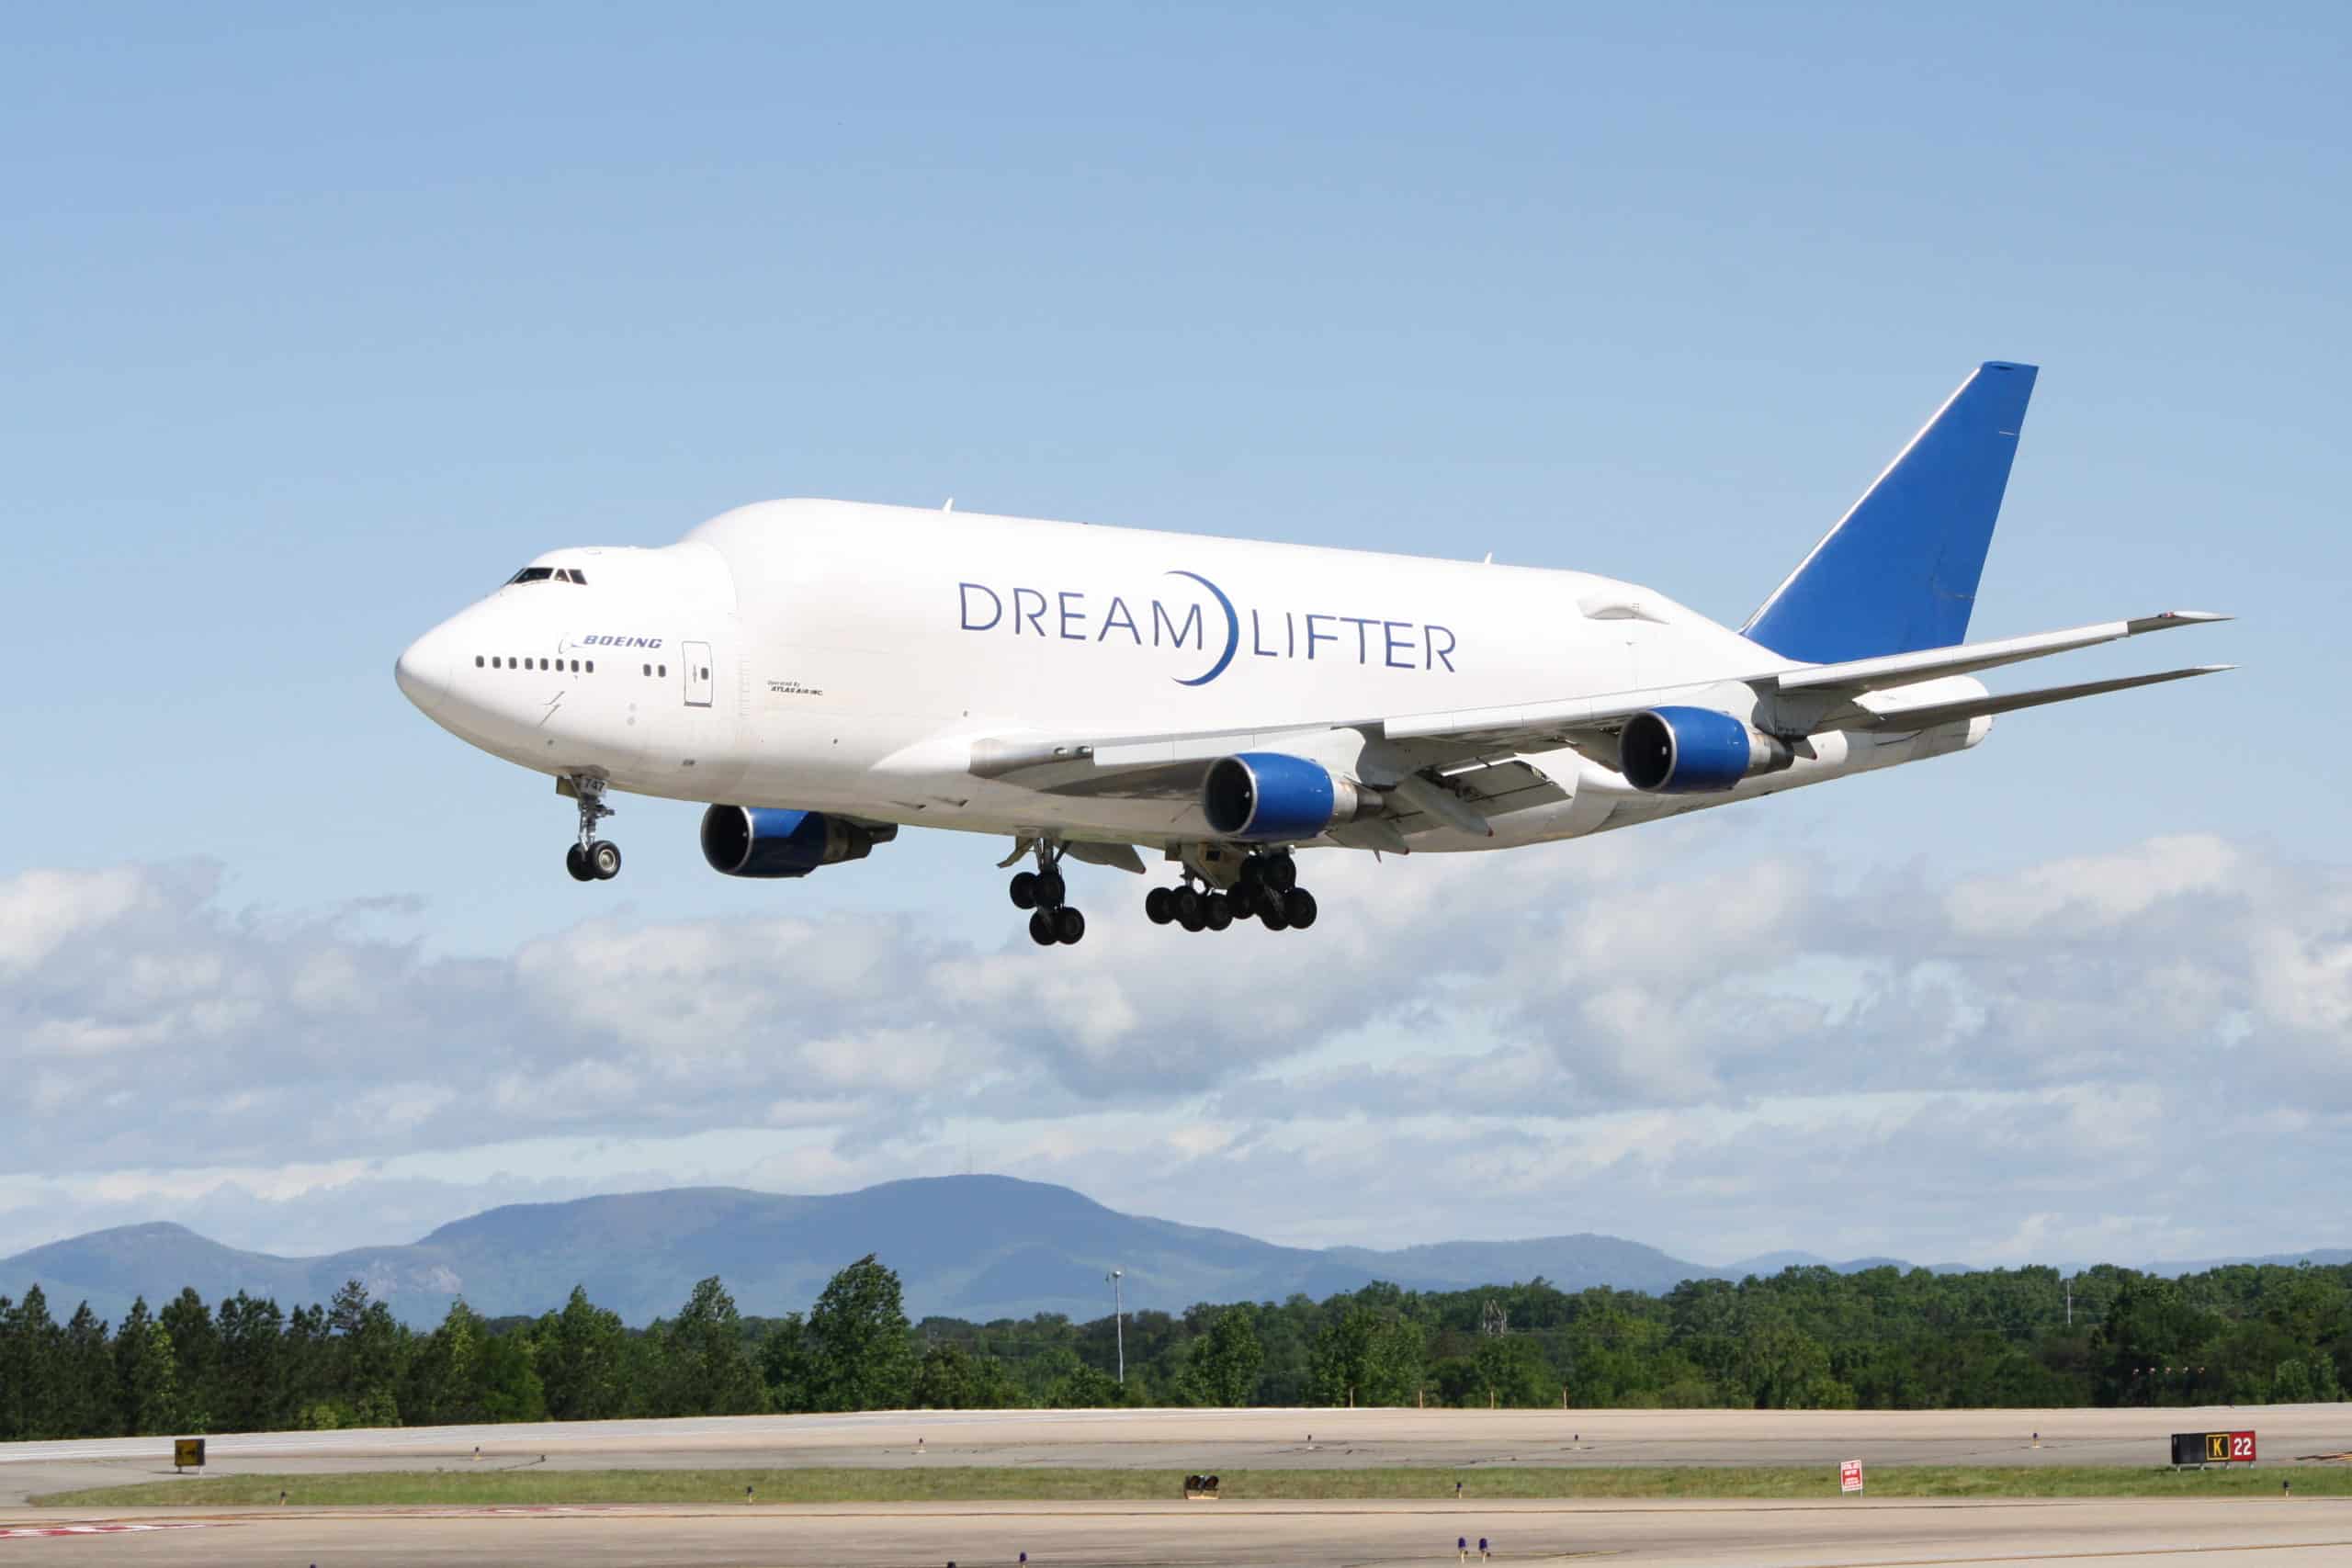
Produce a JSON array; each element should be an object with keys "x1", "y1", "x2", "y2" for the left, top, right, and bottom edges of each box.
[{"x1": 1165, "y1": 570, "x2": 1238, "y2": 686}]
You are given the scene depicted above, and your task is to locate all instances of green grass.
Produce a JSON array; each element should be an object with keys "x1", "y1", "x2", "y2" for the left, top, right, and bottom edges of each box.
[{"x1": 34, "y1": 1464, "x2": 2352, "y2": 1508}]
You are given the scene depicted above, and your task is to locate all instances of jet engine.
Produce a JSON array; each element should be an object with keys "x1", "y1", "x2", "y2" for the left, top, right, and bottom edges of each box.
[
  {"x1": 699, "y1": 806, "x2": 897, "y2": 878},
  {"x1": 1201, "y1": 752, "x2": 1370, "y2": 841},
  {"x1": 1618, "y1": 706, "x2": 1793, "y2": 794}
]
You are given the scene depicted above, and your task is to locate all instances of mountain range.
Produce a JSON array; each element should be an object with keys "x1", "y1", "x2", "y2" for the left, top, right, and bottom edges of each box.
[{"x1": 3, "y1": 1175, "x2": 2342, "y2": 1328}]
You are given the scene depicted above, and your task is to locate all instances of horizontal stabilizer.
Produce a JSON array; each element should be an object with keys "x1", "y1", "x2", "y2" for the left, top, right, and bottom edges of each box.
[
  {"x1": 1858, "y1": 665, "x2": 2233, "y2": 731},
  {"x1": 1772, "y1": 609, "x2": 2230, "y2": 695}
]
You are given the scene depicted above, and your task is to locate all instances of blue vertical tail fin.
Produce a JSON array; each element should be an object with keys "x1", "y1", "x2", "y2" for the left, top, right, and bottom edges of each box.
[{"x1": 1743, "y1": 361, "x2": 2038, "y2": 663}]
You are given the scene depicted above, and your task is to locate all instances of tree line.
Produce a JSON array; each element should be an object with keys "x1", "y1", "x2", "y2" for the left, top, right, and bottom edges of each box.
[{"x1": 4, "y1": 1256, "x2": 2346, "y2": 1441}]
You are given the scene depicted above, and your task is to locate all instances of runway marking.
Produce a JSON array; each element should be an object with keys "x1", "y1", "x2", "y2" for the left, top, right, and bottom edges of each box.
[
  {"x1": 1813, "y1": 1542, "x2": 2352, "y2": 1566},
  {"x1": 0, "y1": 1521, "x2": 220, "y2": 1539}
]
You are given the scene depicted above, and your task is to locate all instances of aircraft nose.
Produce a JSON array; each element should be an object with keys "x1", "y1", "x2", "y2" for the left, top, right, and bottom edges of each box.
[{"x1": 395, "y1": 624, "x2": 454, "y2": 714}]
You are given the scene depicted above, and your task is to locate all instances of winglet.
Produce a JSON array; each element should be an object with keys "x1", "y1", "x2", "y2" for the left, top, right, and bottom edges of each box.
[{"x1": 2126, "y1": 610, "x2": 2231, "y2": 632}]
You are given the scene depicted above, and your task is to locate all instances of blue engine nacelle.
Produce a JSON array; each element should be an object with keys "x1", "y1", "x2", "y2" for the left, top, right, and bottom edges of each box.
[
  {"x1": 1618, "y1": 706, "x2": 1794, "y2": 794},
  {"x1": 1201, "y1": 752, "x2": 1366, "y2": 842},
  {"x1": 699, "y1": 806, "x2": 898, "y2": 878}
]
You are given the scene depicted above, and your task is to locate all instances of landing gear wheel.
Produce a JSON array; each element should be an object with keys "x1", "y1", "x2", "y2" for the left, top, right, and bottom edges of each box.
[
  {"x1": 1017, "y1": 842, "x2": 1080, "y2": 949},
  {"x1": 1145, "y1": 887, "x2": 1174, "y2": 925},
  {"x1": 1227, "y1": 883, "x2": 1257, "y2": 919},
  {"x1": 1262, "y1": 854, "x2": 1297, "y2": 894},
  {"x1": 1282, "y1": 887, "x2": 1317, "y2": 929},
  {"x1": 564, "y1": 773, "x2": 616, "y2": 885},
  {"x1": 1204, "y1": 893, "x2": 1233, "y2": 931},
  {"x1": 1259, "y1": 897, "x2": 1291, "y2": 931},
  {"x1": 1172, "y1": 886, "x2": 1204, "y2": 930}
]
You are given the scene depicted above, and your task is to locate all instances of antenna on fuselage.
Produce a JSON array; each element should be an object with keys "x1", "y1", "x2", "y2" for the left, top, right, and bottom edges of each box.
[{"x1": 944, "y1": 497, "x2": 955, "y2": 512}]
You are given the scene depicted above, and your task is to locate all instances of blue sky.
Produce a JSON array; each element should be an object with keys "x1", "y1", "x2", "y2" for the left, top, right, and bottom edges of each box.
[{"x1": 3, "y1": 4, "x2": 2346, "y2": 1277}]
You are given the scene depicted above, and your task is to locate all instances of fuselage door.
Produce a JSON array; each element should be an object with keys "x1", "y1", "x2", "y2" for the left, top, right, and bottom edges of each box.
[{"x1": 682, "y1": 640, "x2": 714, "y2": 707}]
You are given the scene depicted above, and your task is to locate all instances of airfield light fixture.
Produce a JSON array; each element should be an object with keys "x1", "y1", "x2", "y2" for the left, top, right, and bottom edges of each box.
[{"x1": 1107, "y1": 1269, "x2": 1125, "y2": 1384}]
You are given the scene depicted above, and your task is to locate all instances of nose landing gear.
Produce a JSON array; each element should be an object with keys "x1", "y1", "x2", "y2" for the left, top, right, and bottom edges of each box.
[
  {"x1": 562, "y1": 774, "x2": 621, "y2": 882},
  {"x1": 1010, "y1": 842, "x2": 1085, "y2": 945}
]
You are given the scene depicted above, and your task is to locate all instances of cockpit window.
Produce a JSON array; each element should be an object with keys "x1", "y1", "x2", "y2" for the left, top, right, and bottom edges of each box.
[{"x1": 506, "y1": 566, "x2": 588, "y2": 586}]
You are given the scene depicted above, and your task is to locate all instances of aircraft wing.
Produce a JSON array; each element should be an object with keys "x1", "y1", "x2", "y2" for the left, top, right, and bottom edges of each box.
[{"x1": 967, "y1": 608, "x2": 2231, "y2": 829}]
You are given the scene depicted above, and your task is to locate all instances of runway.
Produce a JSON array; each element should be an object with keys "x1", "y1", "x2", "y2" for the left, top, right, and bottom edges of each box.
[
  {"x1": 2, "y1": 1497, "x2": 2348, "y2": 1566},
  {"x1": 7, "y1": 1404, "x2": 2351, "y2": 1506},
  {"x1": 10, "y1": 1407, "x2": 2352, "y2": 1564}
]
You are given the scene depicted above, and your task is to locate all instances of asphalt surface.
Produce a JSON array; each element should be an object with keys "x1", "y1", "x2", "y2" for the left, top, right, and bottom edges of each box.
[
  {"x1": 9, "y1": 1406, "x2": 2352, "y2": 1564},
  {"x1": 8, "y1": 1404, "x2": 2352, "y2": 1506},
  {"x1": 4, "y1": 1497, "x2": 2349, "y2": 1566}
]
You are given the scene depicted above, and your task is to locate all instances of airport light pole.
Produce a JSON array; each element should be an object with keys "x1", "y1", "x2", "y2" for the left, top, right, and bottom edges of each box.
[{"x1": 1107, "y1": 1269, "x2": 1125, "y2": 1384}]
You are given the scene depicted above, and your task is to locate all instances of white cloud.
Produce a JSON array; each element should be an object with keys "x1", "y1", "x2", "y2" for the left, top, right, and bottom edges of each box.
[
  {"x1": 1944, "y1": 832, "x2": 2244, "y2": 933},
  {"x1": 1, "y1": 830, "x2": 2348, "y2": 1267},
  {"x1": 0, "y1": 864, "x2": 173, "y2": 979}
]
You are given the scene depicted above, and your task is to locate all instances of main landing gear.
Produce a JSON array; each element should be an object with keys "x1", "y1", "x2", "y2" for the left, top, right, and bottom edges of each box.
[
  {"x1": 1147, "y1": 851, "x2": 1317, "y2": 933},
  {"x1": 562, "y1": 774, "x2": 622, "y2": 882},
  {"x1": 1008, "y1": 842, "x2": 1086, "y2": 946}
]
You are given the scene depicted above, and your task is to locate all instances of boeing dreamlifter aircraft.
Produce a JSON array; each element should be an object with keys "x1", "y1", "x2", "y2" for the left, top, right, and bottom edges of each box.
[{"x1": 396, "y1": 363, "x2": 2227, "y2": 947}]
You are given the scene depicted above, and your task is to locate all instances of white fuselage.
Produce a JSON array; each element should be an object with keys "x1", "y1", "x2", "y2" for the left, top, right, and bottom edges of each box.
[{"x1": 393, "y1": 499, "x2": 1984, "y2": 856}]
